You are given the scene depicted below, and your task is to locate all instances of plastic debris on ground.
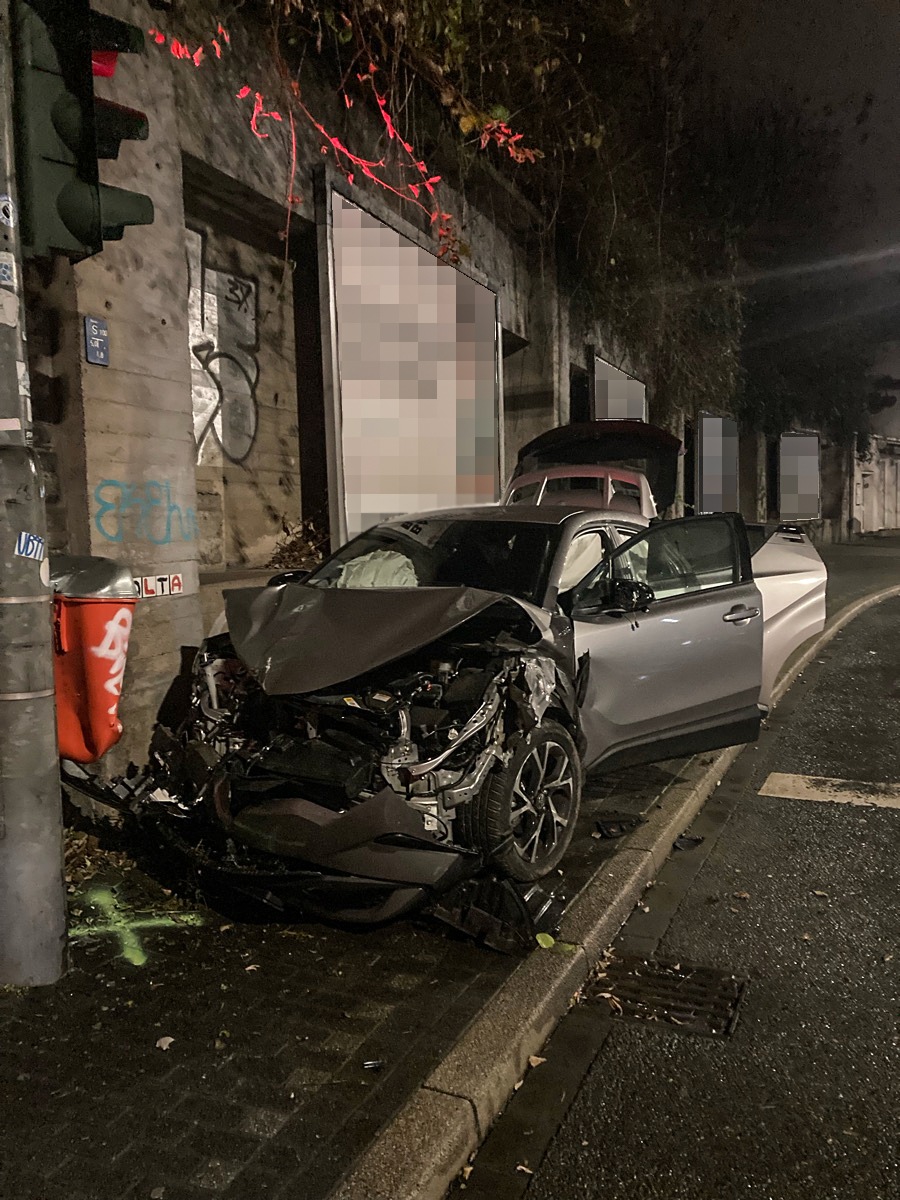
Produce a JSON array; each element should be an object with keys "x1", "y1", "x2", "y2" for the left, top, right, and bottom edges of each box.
[
  {"x1": 592, "y1": 812, "x2": 646, "y2": 839},
  {"x1": 673, "y1": 833, "x2": 705, "y2": 851}
]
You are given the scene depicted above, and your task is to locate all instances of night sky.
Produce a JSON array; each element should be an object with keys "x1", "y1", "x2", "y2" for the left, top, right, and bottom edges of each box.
[
  {"x1": 686, "y1": 0, "x2": 900, "y2": 372},
  {"x1": 695, "y1": 0, "x2": 900, "y2": 252}
]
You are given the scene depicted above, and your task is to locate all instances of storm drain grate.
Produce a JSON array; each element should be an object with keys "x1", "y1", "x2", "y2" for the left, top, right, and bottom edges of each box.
[{"x1": 585, "y1": 955, "x2": 748, "y2": 1037}]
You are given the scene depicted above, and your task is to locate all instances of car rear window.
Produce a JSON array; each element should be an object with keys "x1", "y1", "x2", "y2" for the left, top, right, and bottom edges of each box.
[
  {"x1": 508, "y1": 480, "x2": 543, "y2": 504},
  {"x1": 544, "y1": 476, "x2": 605, "y2": 494}
]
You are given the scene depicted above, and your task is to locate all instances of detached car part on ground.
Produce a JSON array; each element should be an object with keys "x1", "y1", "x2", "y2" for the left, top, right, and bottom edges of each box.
[{"x1": 77, "y1": 506, "x2": 825, "y2": 951}]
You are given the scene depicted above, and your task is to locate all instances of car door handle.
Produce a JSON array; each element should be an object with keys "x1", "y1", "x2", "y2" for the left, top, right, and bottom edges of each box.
[{"x1": 722, "y1": 605, "x2": 761, "y2": 623}]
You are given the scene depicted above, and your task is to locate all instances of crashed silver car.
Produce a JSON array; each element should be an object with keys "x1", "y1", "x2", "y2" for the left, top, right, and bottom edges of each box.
[{"x1": 112, "y1": 506, "x2": 825, "y2": 941}]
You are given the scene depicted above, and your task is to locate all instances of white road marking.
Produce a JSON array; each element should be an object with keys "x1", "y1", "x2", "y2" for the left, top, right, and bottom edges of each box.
[{"x1": 759, "y1": 773, "x2": 900, "y2": 810}]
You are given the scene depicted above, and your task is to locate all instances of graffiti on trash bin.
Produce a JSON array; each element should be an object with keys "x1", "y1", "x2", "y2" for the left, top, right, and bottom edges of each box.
[
  {"x1": 93, "y1": 478, "x2": 199, "y2": 545},
  {"x1": 90, "y1": 606, "x2": 133, "y2": 718}
]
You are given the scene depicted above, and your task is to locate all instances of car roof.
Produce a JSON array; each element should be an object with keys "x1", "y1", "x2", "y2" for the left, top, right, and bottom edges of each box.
[
  {"x1": 380, "y1": 505, "x2": 649, "y2": 532},
  {"x1": 382, "y1": 504, "x2": 581, "y2": 526},
  {"x1": 509, "y1": 464, "x2": 647, "y2": 486}
]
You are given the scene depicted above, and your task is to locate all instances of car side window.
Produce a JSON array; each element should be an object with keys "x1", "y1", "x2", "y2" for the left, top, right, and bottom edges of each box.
[
  {"x1": 615, "y1": 518, "x2": 738, "y2": 600},
  {"x1": 545, "y1": 477, "x2": 605, "y2": 496},
  {"x1": 558, "y1": 531, "x2": 609, "y2": 595}
]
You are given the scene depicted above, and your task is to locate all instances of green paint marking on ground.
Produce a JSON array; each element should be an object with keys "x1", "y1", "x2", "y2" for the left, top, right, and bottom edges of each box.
[{"x1": 69, "y1": 887, "x2": 204, "y2": 966}]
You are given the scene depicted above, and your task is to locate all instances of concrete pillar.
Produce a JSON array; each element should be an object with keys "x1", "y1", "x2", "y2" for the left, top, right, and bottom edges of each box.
[
  {"x1": 68, "y1": 7, "x2": 202, "y2": 771},
  {"x1": 738, "y1": 430, "x2": 766, "y2": 523}
]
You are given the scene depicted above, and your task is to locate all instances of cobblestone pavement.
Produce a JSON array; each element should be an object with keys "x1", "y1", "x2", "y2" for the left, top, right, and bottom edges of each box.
[{"x1": 0, "y1": 762, "x2": 678, "y2": 1200}]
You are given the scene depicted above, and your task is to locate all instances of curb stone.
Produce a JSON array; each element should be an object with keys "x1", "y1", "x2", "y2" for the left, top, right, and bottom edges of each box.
[{"x1": 328, "y1": 582, "x2": 900, "y2": 1200}]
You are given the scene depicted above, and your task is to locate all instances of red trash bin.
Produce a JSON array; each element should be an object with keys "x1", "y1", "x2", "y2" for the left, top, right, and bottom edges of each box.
[{"x1": 50, "y1": 555, "x2": 138, "y2": 764}]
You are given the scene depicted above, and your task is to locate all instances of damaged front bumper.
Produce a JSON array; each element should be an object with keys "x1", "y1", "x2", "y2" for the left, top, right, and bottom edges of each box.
[{"x1": 62, "y1": 762, "x2": 566, "y2": 952}]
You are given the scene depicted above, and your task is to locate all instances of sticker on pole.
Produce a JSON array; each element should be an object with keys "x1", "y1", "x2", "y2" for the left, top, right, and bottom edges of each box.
[
  {"x1": 0, "y1": 251, "x2": 16, "y2": 286},
  {"x1": 15, "y1": 531, "x2": 45, "y2": 561},
  {"x1": 0, "y1": 250, "x2": 17, "y2": 325},
  {"x1": 0, "y1": 195, "x2": 15, "y2": 228}
]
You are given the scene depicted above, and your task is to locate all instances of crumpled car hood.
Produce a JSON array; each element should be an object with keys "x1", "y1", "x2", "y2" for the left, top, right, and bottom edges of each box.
[{"x1": 224, "y1": 583, "x2": 558, "y2": 695}]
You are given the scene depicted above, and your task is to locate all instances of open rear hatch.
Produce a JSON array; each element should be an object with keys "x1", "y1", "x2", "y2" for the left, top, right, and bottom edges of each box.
[{"x1": 512, "y1": 420, "x2": 682, "y2": 511}]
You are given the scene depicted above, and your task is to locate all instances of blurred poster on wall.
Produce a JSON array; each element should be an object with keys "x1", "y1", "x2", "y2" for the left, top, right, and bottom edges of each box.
[
  {"x1": 327, "y1": 192, "x2": 500, "y2": 538},
  {"x1": 780, "y1": 433, "x2": 820, "y2": 520},
  {"x1": 593, "y1": 356, "x2": 647, "y2": 421},
  {"x1": 698, "y1": 415, "x2": 739, "y2": 513}
]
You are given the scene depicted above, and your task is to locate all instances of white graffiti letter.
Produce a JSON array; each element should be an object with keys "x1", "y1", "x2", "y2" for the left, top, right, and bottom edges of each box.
[{"x1": 91, "y1": 607, "x2": 134, "y2": 720}]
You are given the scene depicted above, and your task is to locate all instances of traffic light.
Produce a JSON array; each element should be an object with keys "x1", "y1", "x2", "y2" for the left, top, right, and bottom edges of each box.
[{"x1": 11, "y1": 0, "x2": 155, "y2": 261}]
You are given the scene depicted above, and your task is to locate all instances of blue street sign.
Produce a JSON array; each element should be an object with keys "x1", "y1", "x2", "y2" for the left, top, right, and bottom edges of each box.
[{"x1": 84, "y1": 316, "x2": 110, "y2": 366}]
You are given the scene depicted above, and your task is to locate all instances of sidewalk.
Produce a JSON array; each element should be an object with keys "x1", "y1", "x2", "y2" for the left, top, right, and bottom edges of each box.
[{"x1": 2, "y1": 541, "x2": 899, "y2": 1200}]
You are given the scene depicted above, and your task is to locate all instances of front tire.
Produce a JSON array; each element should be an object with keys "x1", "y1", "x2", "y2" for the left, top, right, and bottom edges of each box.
[{"x1": 460, "y1": 720, "x2": 582, "y2": 882}]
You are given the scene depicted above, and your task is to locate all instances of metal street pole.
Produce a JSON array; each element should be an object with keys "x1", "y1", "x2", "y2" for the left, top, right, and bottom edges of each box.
[{"x1": 0, "y1": 0, "x2": 67, "y2": 985}]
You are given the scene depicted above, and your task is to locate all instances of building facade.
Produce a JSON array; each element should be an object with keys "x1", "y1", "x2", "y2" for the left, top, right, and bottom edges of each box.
[
  {"x1": 30, "y1": 2, "x2": 883, "y2": 775},
  {"x1": 28, "y1": 0, "x2": 617, "y2": 770}
]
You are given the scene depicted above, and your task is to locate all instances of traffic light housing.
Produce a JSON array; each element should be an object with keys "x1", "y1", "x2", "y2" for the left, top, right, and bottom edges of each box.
[{"x1": 11, "y1": 0, "x2": 155, "y2": 261}]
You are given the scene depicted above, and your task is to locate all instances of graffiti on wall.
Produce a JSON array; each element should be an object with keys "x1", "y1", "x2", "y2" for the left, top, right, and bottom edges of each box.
[
  {"x1": 186, "y1": 227, "x2": 260, "y2": 464},
  {"x1": 94, "y1": 478, "x2": 199, "y2": 544}
]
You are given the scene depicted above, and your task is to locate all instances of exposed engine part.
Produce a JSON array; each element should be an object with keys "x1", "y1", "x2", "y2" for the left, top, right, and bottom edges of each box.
[
  {"x1": 405, "y1": 678, "x2": 505, "y2": 778},
  {"x1": 523, "y1": 656, "x2": 557, "y2": 722},
  {"x1": 379, "y1": 737, "x2": 419, "y2": 793}
]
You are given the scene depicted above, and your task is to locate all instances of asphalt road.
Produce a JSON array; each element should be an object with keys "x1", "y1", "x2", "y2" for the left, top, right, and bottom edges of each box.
[{"x1": 455, "y1": 596, "x2": 900, "y2": 1200}]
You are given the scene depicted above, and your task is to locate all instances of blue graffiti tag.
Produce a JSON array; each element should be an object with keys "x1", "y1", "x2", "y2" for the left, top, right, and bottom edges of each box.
[{"x1": 94, "y1": 479, "x2": 199, "y2": 545}]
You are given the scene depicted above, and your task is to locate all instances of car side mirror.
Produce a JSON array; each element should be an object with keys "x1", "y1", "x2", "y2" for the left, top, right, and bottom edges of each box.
[
  {"x1": 268, "y1": 569, "x2": 310, "y2": 587},
  {"x1": 611, "y1": 579, "x2": 655, "y2": 613},
  {"x1": 570, "y1": 577, "x2": 613, "y2": 618}
]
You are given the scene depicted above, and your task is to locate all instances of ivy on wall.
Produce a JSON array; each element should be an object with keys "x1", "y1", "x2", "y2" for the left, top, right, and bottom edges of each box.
[{"x1": 258, "y1": 0, "x2": 881, "y2": 441}]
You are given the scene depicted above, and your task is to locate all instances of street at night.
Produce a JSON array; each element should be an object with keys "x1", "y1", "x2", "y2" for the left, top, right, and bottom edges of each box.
[
  {"x1": 1, "y1": 2, "x2": 899, "y2": 1199},
  {"x1": 453, "y1": 596, "x2": 900, "y2": 1200}
]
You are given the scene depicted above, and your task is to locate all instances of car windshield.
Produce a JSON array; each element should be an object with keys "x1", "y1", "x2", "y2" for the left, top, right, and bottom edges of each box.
[{"x1": 306, "y1": 518, "x2": 563, "y2": 606}]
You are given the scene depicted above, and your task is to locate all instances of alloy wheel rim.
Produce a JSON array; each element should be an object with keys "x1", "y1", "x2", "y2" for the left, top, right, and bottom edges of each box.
[{"x1": 508, "y1": 740, "x2": 576, "y2": 864}]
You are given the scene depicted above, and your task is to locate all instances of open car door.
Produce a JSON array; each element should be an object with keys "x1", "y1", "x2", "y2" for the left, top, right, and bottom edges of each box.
[
  {"x1": 569, "y1": 515, "x2": 764, "y2": 772},
  {"x1": 747, "y1": 524, "x2": 827, "y2": 708}
]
